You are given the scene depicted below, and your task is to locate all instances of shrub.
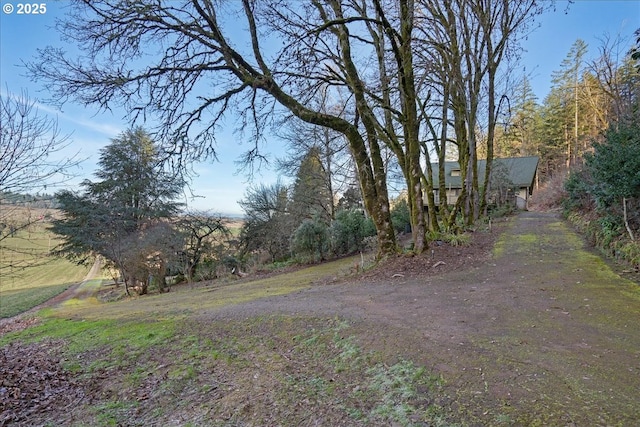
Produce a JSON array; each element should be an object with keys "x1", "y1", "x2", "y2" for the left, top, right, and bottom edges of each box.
[
  {"x1": 563, "y1": 168, "x2": 593, "y2": 212},
  {"x1": 390, "y1": 197, "x2": 411, "y2": 233},
  {"x1": 441, "y1": 232, "x2": 471, "y2": 247},
  {"x1": 194, "y1": 258, "x2": 220, "y2": 281},
  {"x1": 562, "y1": 121, "x2": 640, "y2": 268},
  {"x1": 595, "y1": 215, "x2": 622, "y2": 249},
  {"x1": 329, "y1": 209, "x2": 376, "y2": 256},
  {"x1": 290, "y1": 219, "x2": 329, "y2": 263},
  {"x1": 616, "y1": 241, "x2": 640, "y2": 267},
  {"x1": 586, "y1": 124, "x2": 640, "y2": 209},
  {"x1": 487, "y1": 202, "x2": 515, "y2": 219}
]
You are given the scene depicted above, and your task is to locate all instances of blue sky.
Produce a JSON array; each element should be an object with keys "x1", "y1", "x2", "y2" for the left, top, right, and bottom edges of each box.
[{"x1": 1, "y1": 1, "x2": 638, "y2": 215}]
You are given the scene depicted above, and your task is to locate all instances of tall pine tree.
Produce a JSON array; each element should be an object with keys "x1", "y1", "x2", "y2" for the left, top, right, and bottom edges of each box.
[
  {"x1": 289, "y1": 146, "x2": 333, "y2": 226},
  {"x1": 551, "y1": 39, "x2": 589, "y2": 167}
]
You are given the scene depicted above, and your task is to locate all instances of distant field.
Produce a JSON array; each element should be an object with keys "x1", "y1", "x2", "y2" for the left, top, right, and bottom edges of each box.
[
  {"x1": 0, "y1": 222, "x2": 89, "y2": 318},
  {"x1": 223, "y1": 218, "x2": 243, "y2": 237},
  {"x1": 0, "y1": 212, "x2": 240, "y2": 318}
]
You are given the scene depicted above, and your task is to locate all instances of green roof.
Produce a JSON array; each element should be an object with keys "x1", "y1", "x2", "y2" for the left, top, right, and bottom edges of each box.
[{"x1": 429, "y1": 156, "x2": 539, "y2": 190}]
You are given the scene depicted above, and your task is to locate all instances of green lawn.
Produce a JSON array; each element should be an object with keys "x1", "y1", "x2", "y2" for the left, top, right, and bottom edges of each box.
[{"x1": 0, "y1": 224, "x2": 89, "y2": 318}]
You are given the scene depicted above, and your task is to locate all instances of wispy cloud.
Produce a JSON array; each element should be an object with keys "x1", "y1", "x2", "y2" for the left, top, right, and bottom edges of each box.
[
  {"x1": 1, "y1": 88, "x2": 122, "y2": 137},
  {"x1": 34, "y1": 102, "x2": 122, "y2": 137}
]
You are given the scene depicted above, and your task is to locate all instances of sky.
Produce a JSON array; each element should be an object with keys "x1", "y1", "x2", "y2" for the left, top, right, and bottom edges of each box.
[{"x1": 1, "y1": 0, "x2": 638, "y2": 216}]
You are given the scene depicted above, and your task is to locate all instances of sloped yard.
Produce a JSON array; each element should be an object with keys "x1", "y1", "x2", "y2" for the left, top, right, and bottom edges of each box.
[{"x1": 1, "y1": 212, "x2": 639, "y2": 426}]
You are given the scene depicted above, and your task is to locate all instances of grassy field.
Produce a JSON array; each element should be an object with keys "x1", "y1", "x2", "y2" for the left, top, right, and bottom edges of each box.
[
  {"x1": 0, "y1": 223, "x2": 89, "y2": 318},
  {"x1": 1, "y1": 313, "x2": 443, "y2": 426}
]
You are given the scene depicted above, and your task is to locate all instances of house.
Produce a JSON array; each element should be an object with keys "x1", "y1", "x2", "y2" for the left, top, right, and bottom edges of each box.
[{"x1": 428, "y1": 156, "x2": 539, "y2": 210}]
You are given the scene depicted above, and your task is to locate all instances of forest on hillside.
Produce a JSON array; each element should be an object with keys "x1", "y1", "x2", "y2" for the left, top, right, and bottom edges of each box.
[{"x1": 521, "y1": 35, "x2": 640, "y2": 268}]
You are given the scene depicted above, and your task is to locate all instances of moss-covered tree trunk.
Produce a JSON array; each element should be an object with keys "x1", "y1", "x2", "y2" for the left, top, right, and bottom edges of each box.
[
  {"x1": 348, "y1": 127, "x2": 397, "y2": 258},
  {"x1": 400, "y1": 0, "x2": 427, "y2": 253}
]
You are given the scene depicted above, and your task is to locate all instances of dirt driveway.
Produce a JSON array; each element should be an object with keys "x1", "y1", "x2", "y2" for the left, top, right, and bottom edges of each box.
[
  {"x1": 204, "y1": 211, "x2": 640, "y2": 425},
  {"x1": 3, "y1": 212, "x2": 639, "y2": 426}
]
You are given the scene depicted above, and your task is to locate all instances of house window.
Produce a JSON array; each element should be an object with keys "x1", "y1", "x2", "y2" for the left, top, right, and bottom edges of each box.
[{"x1": 451, "y1": 169, "x2": 461, "y2": 177}]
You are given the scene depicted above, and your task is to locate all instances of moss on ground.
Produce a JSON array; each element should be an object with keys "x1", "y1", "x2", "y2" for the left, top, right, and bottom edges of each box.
[
  {"x1": 467, "y1": 212, "x2": 640, "y2": 425},
  {"x1": 3, "y1": 212, "x2": 639, "y2": 426},
  {"x1": 2, "y1": 315, "x2": 450, "y2": 426}
]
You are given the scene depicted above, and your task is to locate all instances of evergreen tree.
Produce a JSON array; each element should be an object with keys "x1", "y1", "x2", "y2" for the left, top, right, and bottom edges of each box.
[
  {"x1": 289, "y1": 146, "x2": 333, "y2": 226},
  {"x1": 88, "y1": 128, "x2": 182, "y2": 224},
  {"x1": 550, "y1": 39, "x2": 589, "y2": 167},
  {"x1": 337, "y1": 186, "x2": 364, "y2": 211},
  {"x1": 537, "y1": 88, "x2": 570, "y2": 179},
  {"x1": 585, "y1": 123, "x2": 640, "y2": 240},
  {"x1": 497, "y1": 76, "x2": 539, "y2": 157},
  {"x1": 52, "y1": 127, "x2": 184, "y2": 294}
]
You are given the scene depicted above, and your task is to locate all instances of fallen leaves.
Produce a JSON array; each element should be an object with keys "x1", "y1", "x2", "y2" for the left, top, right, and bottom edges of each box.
[{"x1": 0, "y1": 339, "x2": 85, "y2": 426}]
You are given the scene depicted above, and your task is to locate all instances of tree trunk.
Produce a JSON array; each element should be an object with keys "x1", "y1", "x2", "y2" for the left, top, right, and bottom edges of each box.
[
  {"x1": 623, "y1": 197, "x2": 635, "y2": 241},
  {"x1": 187, "y1": 262, "x2": 196, "y2": 283},
  {"x1": 436, "y1": 82, "x2": 452, "y2": 231},
  {"x1": 401, "y1": 4, "x2": 428, "y2": 253},
  {"x1": 423, "y1": 159, "x2": 439, "y2": 232},
  {"x1": 354, "y1": 128, "x2": 397, "y2": 258},
  {"x1": 120, "y1": 268, "x2": 131, "y2": 296}
]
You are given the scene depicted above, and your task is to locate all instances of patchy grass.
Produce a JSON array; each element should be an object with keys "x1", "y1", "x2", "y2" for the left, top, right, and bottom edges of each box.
[
  {"x1": 1, "y1": 315, "x2": 449, "y2": 426},
  {"x1": 1, "y1": 315, "x2": 177, "y2": 356},
  {"x1": 50, "y1": 255, "x2": 362, "y2": 320},
  {"x1": 365, "y1": 360, "x2": 444, "y2": 426},
  {"x1": 3, "y1": 212, "x2": 639, "y2": 426}
]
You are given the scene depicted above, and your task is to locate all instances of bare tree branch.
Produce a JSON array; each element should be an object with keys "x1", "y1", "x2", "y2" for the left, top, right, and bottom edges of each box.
[{"x1": 0, "y1": 89, "x2": 81, "y2": 194}]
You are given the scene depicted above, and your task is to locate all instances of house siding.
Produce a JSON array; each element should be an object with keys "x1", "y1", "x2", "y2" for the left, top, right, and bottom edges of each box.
[{"x1": 426, "y1": 156, "x2": 539, "y2": 210}]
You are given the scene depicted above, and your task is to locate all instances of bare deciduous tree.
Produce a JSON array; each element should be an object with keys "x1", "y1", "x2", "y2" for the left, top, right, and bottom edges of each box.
[
  {"x1": 239, "y1": 181, "x2": 293, "y2": 262},
  {"x1": 415, "y1": 0, "x2": 549, "y2": 224},
  {"x1": 27, "y1": 0, "x2": 549, "y2": 254},
  {"x1": 120, "y1": 221, "x2": 183, "y2": 295},
  {"x1": 0, "y1": 89, "x2": 80, "y2": 276},
  {"x1": 27, "y1": 0, "x2": 401, "y2": 256},
  {"x1": 0, "y1": 89, "x2": 79, "y2": 195},
  {"x1": 176, "y1": 210, "x2": 229, "y2": 282}
]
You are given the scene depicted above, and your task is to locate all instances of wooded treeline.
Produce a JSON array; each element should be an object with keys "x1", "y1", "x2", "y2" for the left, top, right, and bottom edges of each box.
[
  {"x1": 25, "y1": 1, "x2": 639, "y2": 262},
  {"x1": 556, "y1": 33, "x2": 640, "y2": 268},
  {"x1": 494, "y1": 36, "x2": 639, "y2": 181}
]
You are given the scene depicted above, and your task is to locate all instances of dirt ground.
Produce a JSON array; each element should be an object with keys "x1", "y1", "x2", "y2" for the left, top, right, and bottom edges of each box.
[
  {"x1": 2, "y1": 211, "x2": 640, "y2": 425},
  {"x1": 200, "y1": 211, "x2": 640, "y2": 425}
]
